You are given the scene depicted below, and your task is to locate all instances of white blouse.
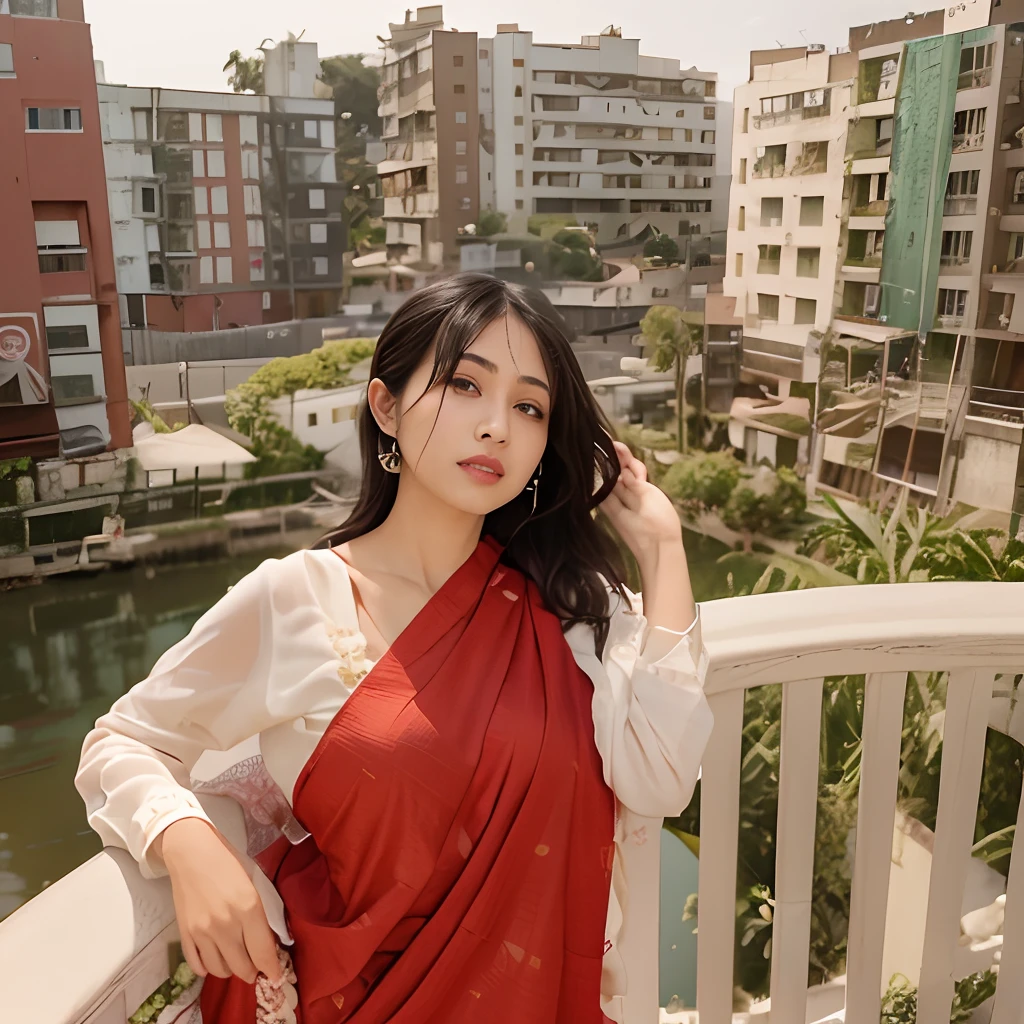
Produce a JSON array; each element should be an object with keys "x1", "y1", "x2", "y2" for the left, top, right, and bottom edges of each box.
[{"x1": 75, "y1": 547, "x2": 712, "y2": 1022}]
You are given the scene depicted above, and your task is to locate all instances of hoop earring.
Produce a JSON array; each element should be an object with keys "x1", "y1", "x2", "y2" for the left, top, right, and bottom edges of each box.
[
  {"x1": 377, "y1": 437, "x2": 402, "y2": 474},
  {"x1": 525, "y1": 460, "x2": 543, "y2": 517}
]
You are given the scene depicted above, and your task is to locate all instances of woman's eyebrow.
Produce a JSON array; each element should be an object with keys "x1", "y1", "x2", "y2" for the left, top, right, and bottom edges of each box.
[{"x1": 460, "y1": 352, "x2": 550, "y2": 394}]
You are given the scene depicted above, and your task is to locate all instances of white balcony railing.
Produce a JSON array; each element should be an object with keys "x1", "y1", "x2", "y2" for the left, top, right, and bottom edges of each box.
[{"x1": 1, "y1": 583, "x2": 1023, "y2": 1023}]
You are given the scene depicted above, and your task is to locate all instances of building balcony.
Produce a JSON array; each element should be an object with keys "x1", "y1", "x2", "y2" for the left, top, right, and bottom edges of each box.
[
  {"x1": 969, "y1": 385, "x2": 1024, "y2": 424},
  {"x1": 944, "y1": 196, "x2": 978, "y2": 217},
  {"x1": 843, "y1": 254, "x2": 883, "y2": 270},
  {"x1": 848, "y1": 214, "x2": 886, "y2": 232},
  {"x1": 751, "y1": 105, "x2": 831, "y2": 131},
  {"x1": 751, "y1": 163, "x2": 786, "y2": 180},
  {"x1": 952, "y1": 132, "x2": 985, "y2": 155},
  {"x1": 934, "y1": 313, "x2": 965, "y2": 330},
  {"x1": 851, "y1": 199, "x2": 889, "y2": 219},
  {"x1": 850, "y1": 155, "x2": 891, "y2": 177},
  {"x1": 939, "y1": 255, "x2": 973, "y2": 273},
  {"x1": 957, "y1": 67, "x2": 993, "y2": 91},
  {"x1": 384, "y1": 191, "x2": 438, "y2": 218},
  {"x1": 756, "y1": 259, "x2": 781, "y2": 275}
]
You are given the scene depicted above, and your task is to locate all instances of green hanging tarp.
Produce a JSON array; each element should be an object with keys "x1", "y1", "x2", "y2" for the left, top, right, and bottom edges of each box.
[{"x1": 879, "y1": 29, "x2": 988, "y2": 334}]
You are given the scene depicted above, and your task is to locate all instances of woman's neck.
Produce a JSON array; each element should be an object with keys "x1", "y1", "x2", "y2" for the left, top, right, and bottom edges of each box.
[{"x1": 360, "y1": 470, "x2": 485, "y2": 593}]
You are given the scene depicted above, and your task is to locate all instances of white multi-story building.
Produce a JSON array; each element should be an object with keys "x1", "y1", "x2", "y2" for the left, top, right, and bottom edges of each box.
[{"x1": 479, "y1": 24, "x2": 720, "y2": 250}]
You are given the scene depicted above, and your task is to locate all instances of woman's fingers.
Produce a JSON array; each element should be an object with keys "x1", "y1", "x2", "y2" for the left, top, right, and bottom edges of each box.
[
  {"x1": 195, "y1": 936, "x2": 232, "y2": 979},
  {"x1": 180, "y1": 932, "x2": 208, "y2": 978},
  {"x1": 244, "y1": 914, "x2": 284, "y2": 984},
  {"x1": 220, "y1": 936, "x2": 260, "y2": 984}
]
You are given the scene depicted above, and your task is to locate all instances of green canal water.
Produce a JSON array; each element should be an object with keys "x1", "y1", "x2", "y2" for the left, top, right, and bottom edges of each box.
[{"x1": 0, "y1": 529, "x2": 750, "y2": 921}]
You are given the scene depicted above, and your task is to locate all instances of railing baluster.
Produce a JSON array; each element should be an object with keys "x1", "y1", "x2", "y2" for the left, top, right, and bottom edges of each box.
[
  {"x1": 990, "y1": 779, "x2": 1024, "y2": 1024},
  {"x1": 917, "y1": 670, "x2": 994, "y2": 1023},
  {"x1": 845, "y1": 672, "x2": 909, "y2": 1024},
  {"x1": 768, "y1": 677, "x2": 825, "y2": 1024},
  {"x1": 696, "y1": 687, "x2": 745, "y2": 1024}
]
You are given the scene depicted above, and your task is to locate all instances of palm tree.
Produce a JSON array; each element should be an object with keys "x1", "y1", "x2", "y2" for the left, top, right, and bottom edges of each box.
[
  {"x1": 639, "y1": 304, "x2": 703, "y2": 453},
  {"x1": 223, "y1": 49, "x2": 265, "y2": 94}
]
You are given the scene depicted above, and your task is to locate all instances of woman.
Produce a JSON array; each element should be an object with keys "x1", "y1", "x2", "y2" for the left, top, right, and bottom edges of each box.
[{"x1": 76, "y1": 274, "x2": 712, "y2": 1023}]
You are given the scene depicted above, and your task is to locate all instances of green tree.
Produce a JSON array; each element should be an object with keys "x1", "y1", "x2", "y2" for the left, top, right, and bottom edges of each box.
[
  {"x1": 551, "y1": 229, "x2": 603, "y2": 281},
  {"x1": 720, "y1": 464, "x2": 806, "y2": 551},
  {"x1": 223, "y1": 49, "x2": 265, "y2": 94},
  {"x1": 639, "y1": 305, "x2": 703, "y2": 453},
  {"x1": 476, "y1": 208, "x2": 508, "y2": 237},
  {"x1": 661, "y1": 449, "x2": 743, "y2": 519},
  {"x1": 642, "y1": 232, "x2": 680, "y2": 262}
]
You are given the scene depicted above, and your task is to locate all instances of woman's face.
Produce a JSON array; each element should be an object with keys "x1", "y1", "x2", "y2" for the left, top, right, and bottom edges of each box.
[{"x1": 384, "y1": 313, "x2": 552, "y2": 517}]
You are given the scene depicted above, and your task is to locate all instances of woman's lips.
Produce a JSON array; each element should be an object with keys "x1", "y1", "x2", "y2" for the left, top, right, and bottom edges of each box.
[{"x1": 458, "y1": 462, "x2": 504, "y2": 485}]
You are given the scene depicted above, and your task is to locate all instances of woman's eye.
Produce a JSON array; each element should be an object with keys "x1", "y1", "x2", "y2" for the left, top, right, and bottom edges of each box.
[
  {"x1": 451, "y1": 377, "x2": 479, "y2": 394},
  {"x1": 517, "y1": 403, "x2": 545, "y2": 419}
]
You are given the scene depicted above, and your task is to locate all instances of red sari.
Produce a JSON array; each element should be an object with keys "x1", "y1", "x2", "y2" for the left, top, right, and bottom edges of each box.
[{"x1": 201, "y1": 537, "x2": 615, "y2": 1022}]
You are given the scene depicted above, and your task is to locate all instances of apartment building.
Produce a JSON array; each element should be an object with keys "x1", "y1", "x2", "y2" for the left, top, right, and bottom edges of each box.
[
  {"x1": 375, "y1": 7, "x2": 722, "y2": 272},
  {"x1": 725, "y1": 5, "x2": 1024, "y2": 517},
  {"x1": 98, "y1": 38, "x2": 343, "y2": 336},
  {"x1": 376, "y1": 6, "x2": 478, "y2": 273},
  {"x1": 480, "y1": 24, "x2": 720, "y2": 251},
  {"x1": 0, "y1": 0, "x2": 131, "y2": 461}
]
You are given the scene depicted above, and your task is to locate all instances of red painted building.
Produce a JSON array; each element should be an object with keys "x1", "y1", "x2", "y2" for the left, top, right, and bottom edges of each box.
[{"x1": 0, "y1": 0, "x2": 130, "y2": 461}]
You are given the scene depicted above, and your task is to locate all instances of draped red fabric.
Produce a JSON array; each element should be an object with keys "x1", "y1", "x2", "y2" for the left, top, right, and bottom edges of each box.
[{"x1": 201, "y1": 537, "x2": 616, "y2": 1023}]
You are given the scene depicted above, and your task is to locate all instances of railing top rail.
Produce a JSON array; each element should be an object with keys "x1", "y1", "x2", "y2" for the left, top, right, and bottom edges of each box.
[{"x1": 700, "y1": 582, "x2": 1024, "y2": 692}]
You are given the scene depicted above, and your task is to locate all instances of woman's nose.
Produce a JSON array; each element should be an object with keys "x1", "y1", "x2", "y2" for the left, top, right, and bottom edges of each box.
[{"x1": 476, "y1": 407, "x2": 509, "y2": 444}]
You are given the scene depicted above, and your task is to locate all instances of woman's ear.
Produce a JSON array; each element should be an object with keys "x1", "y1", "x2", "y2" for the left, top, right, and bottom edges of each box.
[{"x1": 367, "y1": 378, "x2": 400, "y2": 437}]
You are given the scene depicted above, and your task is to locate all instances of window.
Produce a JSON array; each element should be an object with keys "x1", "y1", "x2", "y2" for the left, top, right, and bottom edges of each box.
[
  {"x1": 514, "y1": 115, "x2": 523, "y2": 126},
  {"x1": 214, "y1": 222, "x2": 231, "y2": 248},
  {"x1": 735, "y1": 252, "x2": 743, "y2": 276},
  {"x1": 738, "y1": 158, "x2": 747, "y2": 184},
  {"x1": 516, "y1": 170, "x2": 524, "y2": 187},
  {"x1": 197, "y1": 220, "x2": 211, "y2": 249},
  {"x1": 455, "y1": 111, "x2": 467, "y2": 124},
  {"x1": 455, "y1": 165, "x2": 468, "y2": 184},
  {"x1": 455, "y1": 140, "x2": 467, "y2": 155},
  {"x1": 757, "y1": 244, "x2": 781, "y2": 273},
  {"x1": 953, "y1": 107, "x2": 987, "y2": 149},
  {"x1": 243, "y1": 184, "x2": 261, "y2": 215},
  {"x1": 313, "y1": 256, "x2": 329, "y2": 275},
  {"x1": 200, "y1": 256, "x2": 214, "y2": 284},
  {"x1": 9, "y1": 0, "x2": 58, "y2": 15},
  {"x1": 938, "y1": 288, "x2": 968, "y2": 318},
  {"x1": 515, "y1": 85, "x2": 523, "y2": 97},
  {"x1": 210, "y1": 186, "x2": 228, "y2": 215},
  {"x1": 206, "y1": 150, "x2": 226, "y2": 177},
  {"x1": 454, "y1": 83, "x2": 465, "y2": 94},
  {"x1": 310, "y1": 223, "x2": 328, "y2": 245},
  {"x1": 192, "y1": 150, "x2": 205, "y2": 177},
  {"x1": 453, "y1": 55, "x2": 464, "y2": 67},
  {"x1": 216, "y1": 256, "x2": 233, "y2": 283},
  {"x1": 760, "y1": 197, "x2": 783, "y2": 227},
  {"x1": 479, "y1": 48, "x2": 489, "y2": 59},
  {"x1": 189, "y1": 112, "x2": 203, "y2": 141},
  {"x1": 797, "y1": 247, "x2": 820, "y2": 278},
  {"x1": 704, "y1": 106, "x2": 715, "y2": 120},
  {"x1": 0, "y1": 43, "x2": 14, "y2": 75},
  {"x1": 45, "y1": 325, "x2": 89, "y2": 350},
  {"x1": 206, "y1": 114, "x2": 223, "y2": 142},
  {"x1": 309, "y1": 189, "x2": 326, "y2": 210},
  {"x1": 941, "y1": 230, "x2": 973, "y2": 264},
  {"x1": 149, "y1": 260, "x2": 165, "y2": 287},
  {"x1": 947, "y1": 169, "x2": 981, "y2": 197},
  {"x1": 794, "y1": 298, "x2": 817, "y2": 325},
  {"x1": 738, "y1": 206, "x2": 745, "y2": 230},
  {"x1": 515, "y1": 143, "x2": 524, "y2": 155},
  {"x1": 800, "y1": 196, "x2": 824, "y2": 226},
  {"x1": 658, "y1": 128, "x2": 673, "y2": 141},
  {"x1": 675, "y1": 109, "x2": 686, "y2": 119},
  {"x1": 460, "y1": 197, "x2": 472, "y2": 210},
  {"x1": 194, "y1": 187, "x2": 208, "y2": 215},
  {"x1": 52, "y1": 374, "x2": 99, "y2": 405},
  {"x1": 959, "y1": 43, "x2": 994, "y2": 87},
  {"x1": 26, "y1": 106, "x2": 82, "y2": 131},
  {"x1": 513, "y1": 58, "x2": 524, "y2": 67},
  {"x1": 303, "y1": 119, "x2": 319, "y2": 140},
  {"x1": 742, "y1": 107, "x2": 749, "y2": 132},
  {"x1": 247, "y1": 219, "x2": 266, "y2": 247},
  {"x1": 515, "y1": 199, "x2": 524, "y2": 209},
  {"x1": 307, "y1": 412, "x2": 318, "y2": 427},
  {"x1": 701, "y1": 130, "x2": 715, "y2": 144},
  {"x1": 133, "y1": 109, "x2": 152, "y2": 140},
  {"x1": 166, "y1": 192, "x2": 193, "y2": 220},
  {"x1": 757, "y1": 293, "x2": 780, "y2": 321}
]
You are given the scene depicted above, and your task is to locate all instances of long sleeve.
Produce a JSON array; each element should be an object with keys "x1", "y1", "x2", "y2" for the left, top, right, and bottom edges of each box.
[
  {"x1": 569, "y1": 587, "x2": 713, "y2": 819},
  {"x1": 75, "y1": 551, "x2": 346, "y2": 879}
]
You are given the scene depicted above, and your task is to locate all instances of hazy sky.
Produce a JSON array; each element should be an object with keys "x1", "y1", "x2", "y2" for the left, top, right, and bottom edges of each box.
[{"x1": 88, "y1": 0, "x2": 922, "y2": 97}]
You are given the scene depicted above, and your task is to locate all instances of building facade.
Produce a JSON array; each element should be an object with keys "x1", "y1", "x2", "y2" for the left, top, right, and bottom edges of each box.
[
  {"x1": 0, "y1": 0, "x2": 131, "y2": 461},
  {"x1": 724, "y1": 5, "x2": 1024, "y2": 518},
  {"x1": 98, "y1": 38, "x2": 343, "y2": 336},
  {"x1": 375, "y1": 7, "x2": 722, "y2": 273}
]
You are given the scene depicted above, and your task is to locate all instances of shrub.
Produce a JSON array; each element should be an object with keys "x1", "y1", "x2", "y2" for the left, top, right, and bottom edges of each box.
[
  {"x1": 721, "y1": 464, "x2": 806, "y2": 545},
  {"x1": 642, "y1": 232, "x2": 680, "y2": 262},
  {"x1": 661, "y1": 450, "x2": 743, "y2": 516}
]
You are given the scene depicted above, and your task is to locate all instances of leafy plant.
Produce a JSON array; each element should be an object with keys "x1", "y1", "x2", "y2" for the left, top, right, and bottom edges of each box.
[
  {"x1": 640, "y1": 305, "x2": 704, "y2": 454},
  {"x1": 223, "y1": 49, "x2": 264, "y2": 94},
  {"x1": 661, "y1": 450, "x2": 742, "y2": 519},
  {"x1": 476, "y1": 208, "x2": 508, "y2": 237},
  {"x1": 643, "y1": 232, "x2": 680, "y2": 262},
  {"x1": 129, "y1": 398, "x2": 182, "y2": 434},
  {"x1": 0, "y1": 457, "x2": 31, "y2": 481},
  {"x1": 129, "y1": 960, "x2": 198, "y2": 1024},
  {"x1": 880, "y1": 969, "x2": 998, "y2": 1024},
  {"x1": 721, "y1": 465, "x2": 806, "y2": 551}
]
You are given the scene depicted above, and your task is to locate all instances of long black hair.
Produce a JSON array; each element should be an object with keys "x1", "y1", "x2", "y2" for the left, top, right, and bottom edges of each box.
[{"x1": 316, "y1": 273, "x2": 629, "y2": 651}]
